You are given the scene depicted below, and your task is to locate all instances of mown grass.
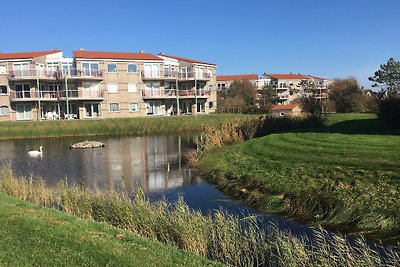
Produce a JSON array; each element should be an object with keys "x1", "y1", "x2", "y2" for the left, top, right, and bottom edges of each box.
[
  {"x1": 0, "y1": 192, "x2": 222, "y2": 267},
  {"x1": 197, "y1": 113, "x2": 400, "y2": 244},
  {"x1": 0, "y1": 114, "x2": 258, "y2": 140},
  {"x1": 1, "y1": 168, "x2": 399, "y2": 266}
]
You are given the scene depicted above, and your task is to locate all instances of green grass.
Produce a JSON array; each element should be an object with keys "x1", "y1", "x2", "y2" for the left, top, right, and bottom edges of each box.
[
  {"x1": 0, "y1": 193, "x2": 222, "y2": 267},
  {"x1": 1, "y1": 168, "x2": 399, "y2": 266},
  {"x1": 198, "y1": 113, "x2": 400, "y2": 244},
  {"x1": 0, "y1": 114, "x2": 258, "y2": 140}
]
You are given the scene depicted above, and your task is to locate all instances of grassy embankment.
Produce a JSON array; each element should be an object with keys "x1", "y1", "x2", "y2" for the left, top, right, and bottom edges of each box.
[
  {"x1": 0, "y1": 192, "x2": 221, "y2": 267},
  {"x1": 0, "y1": 114, "x2": 258, "y2": 140},
  {"x1": 1, "y1": 168, "x2": 399, "y2": 266},
  {"x1": 197, "y1": 113, "x2": 400, "y2": 244}
]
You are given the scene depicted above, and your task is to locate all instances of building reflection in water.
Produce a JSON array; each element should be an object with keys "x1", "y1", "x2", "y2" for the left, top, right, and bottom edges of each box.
[
  {"x1": 105, "y1": 135, "x2": 200, "y2": 192},
  {"x1": 0, "y1": 135, "x2": 200, "y2": 194},
  {"x1": 72, "y1": 135, "x2": 199, "y2": 193}
]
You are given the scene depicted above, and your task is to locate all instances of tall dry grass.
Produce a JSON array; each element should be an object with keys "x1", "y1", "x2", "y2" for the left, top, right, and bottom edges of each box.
[
  {"x1": 195, "y1": 115, "x2": 323, "y2": 154},
  {"x1": 0, "y1": 167, "x2": 398, "y2": 266}
]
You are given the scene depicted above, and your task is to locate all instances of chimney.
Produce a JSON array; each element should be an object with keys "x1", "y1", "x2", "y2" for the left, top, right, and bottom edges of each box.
[
  {"x1": 139, "y1": 50, "x2": 144, "y2": 53},
  {"x1": 79, "y1": 48, "x2": 84, "y2": 51}
]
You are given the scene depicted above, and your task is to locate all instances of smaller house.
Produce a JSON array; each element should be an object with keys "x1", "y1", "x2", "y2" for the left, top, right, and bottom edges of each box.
[{"x1": 271, "y1": 104, "x2": 302, "y2": 117}]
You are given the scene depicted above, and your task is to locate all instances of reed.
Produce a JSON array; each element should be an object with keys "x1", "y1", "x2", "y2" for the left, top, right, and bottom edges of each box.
[
  {"x1": 195, "y1": 115, "x2": 323, "y2": 154},
  {"x1": 1, "y1": 167, "x2": 398, "y2": 266},
  {"x1": 0, "y1": 114, "x2": 258, "y2": 140}
]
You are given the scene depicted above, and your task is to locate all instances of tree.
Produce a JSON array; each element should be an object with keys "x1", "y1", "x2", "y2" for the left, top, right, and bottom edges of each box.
[
  {"x1": 217, "y1": 80, "x2": 257, "y2": 113},
  {"x1": 258, "y1": 84, "x2": 278, "y2": 112},
  {"x1": 328, "y1": 77, "x2": 368, "y2": 113},
  {"x1": 298, "y1": 95, "x2": 323, "y2": 114},
  {"x1": 368, "y1": 58, "x2": 400, "y2": 98}
]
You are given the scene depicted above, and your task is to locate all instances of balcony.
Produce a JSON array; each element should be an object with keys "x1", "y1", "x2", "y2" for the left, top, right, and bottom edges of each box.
[
  {"x1": 141, "y1": 71, "x2": 212, "y2": 80},
  {"x1": 9, "y1": 89, "x2": 104, "y2": 101},
  {"x1": 65, "y1": 69, "x2": 103, "y2": 80},
  {"x1": 8, "y1": 70, "x2": 59, "y2": 80},
  {"x1": 142, "y1": 89, "x2": 211, "y2": 99},
  {"x1": 8, "y1": 69, "x2": 103, "y2": 81}
]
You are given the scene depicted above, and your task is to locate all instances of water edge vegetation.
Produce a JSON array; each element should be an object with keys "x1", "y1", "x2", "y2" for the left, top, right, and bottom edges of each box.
[
  {"x1": 195, "y1": 113, "x2": 400, "y2": 245},
  {"x1": 0, "y1": 168, "x2": 399, "y2": 266},
  {"x1": 0, "y1": 192, "x2": 222, "y2": 267},
  {"x1": 0, "y1": 114, "x2": 258, "y2": 140}
]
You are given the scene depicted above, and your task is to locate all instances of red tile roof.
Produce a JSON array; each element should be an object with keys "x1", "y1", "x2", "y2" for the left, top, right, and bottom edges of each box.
[
  {"x1": 272, "y1": 104, "x2": 300, "y2": 111},
  {"x1": 73, "y1": 50, "x2": 161, "y2": 60},
  {"x1": 217, "y1": 74, "x2": 258, "y2": 81},
  {"x1": 308, "y1": 75, "x2": 331, "y2": 80},
  {"x1": 0, "y1": 50, "x2": 62, "y2": 60},
  {"x1": 158, "y1": 53, "x2": 216, "y2": 66},
  {"x1": 264, "y1": 73, "x2": 309, "y2": 80}
]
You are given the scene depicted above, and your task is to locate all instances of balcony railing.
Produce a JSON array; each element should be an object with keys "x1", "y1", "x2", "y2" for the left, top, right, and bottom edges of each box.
[
  {"x1": 10, "y1": 89, "x2": 104, "y2": 100},
  {"x1": 141, "y1": 71, "x2": 212, "y2": 80},
  {"x1": 8, "y1": 70, "x2": 58, "y2": 80},
  {"x1": 142, "y1": 89, "x2": 211, "y2": 98},
  {"x1": 8, "y1": 69, "x2": 103, "y2": 80},
  {"x1": 65, "y1": 69, "x2": 103, "y2": 79}
]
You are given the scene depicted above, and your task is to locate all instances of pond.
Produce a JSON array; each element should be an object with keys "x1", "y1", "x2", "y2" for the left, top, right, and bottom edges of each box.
[{"x1": 0, "y1": 134, "x2": 315, "y2": 238}]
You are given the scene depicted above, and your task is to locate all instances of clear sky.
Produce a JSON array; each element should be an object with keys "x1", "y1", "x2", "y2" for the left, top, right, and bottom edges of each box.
[{"x1": 1, "y1": 0, "x2": 399, "y2": 88}]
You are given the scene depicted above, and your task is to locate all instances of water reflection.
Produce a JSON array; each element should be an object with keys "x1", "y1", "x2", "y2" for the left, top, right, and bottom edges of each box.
[{"x1": 0, "y1": 135, "x2": 200, "y2": 192}]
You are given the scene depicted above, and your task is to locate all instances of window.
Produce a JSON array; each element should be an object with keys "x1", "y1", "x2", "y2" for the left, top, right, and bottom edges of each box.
[
  {"x1": 16, "y1": 104, "x2": 32, "y2": 120},
  {"x1": 13, "y1": 62, "x2": 29, "y2": 77},
  {"x1": 62, "y1": 62, "x2": 73, "y2": 75},
  {"x1": 128, "y1": 83, "x2": 138, "y2": 93},
  {"x1": 144, "y1": 63, "x2": 160, "y2": 78},
  {"x1": 84, "y1": 103, "x2": 101, "y2": 118},
  {"x1": 209, "y1": 102, "x2": 214, "y2": 109},
  {"x1": 15, "y1": 84, "x2": 30, "y2": 98},
  {"x1": 208, "y1": 85, "x2": 213, "y2": 91},
  {"x1": 82, "y1": 82, "x2": 100, "y2": 97},
  {"x1": 0, "y1": 106, "x2": 9, "y2": 116},
  {"x1": 145, "y1": 82, "x2": 160, "y2": 96},
  {"x1": 127, "y1": 64, "x2": 137, "y2": 73},
  {"x1": 107, "y1": 83, "x2": 118, "y2": 93},
  {"x1": 0, "y1": 65, "x2": 6, "y2": 74},
  {"x1": 82, "y1": 62, "x2": 99, "y2": 76},
  {"x1": 107, "y1": 63, "x2": 117, "y2": 73},
  {"x1": 0, "y1": 85, "x2": 7, "y2": 94},
  {"x1": 196, "y1": 83, "x2": 205, "y2": 90},
  {"x1": 146, "y1": 101, "x2": 161, "y2": 115},
  {"x1": 197, "y1": 100, "x2": 205, "y2": 113},
  {"x1": 129, "y1": 102, "x2": 139, "y2": 112},
  {"x1": 109, "y1": 103, "x2": 120, "y2": 112}
]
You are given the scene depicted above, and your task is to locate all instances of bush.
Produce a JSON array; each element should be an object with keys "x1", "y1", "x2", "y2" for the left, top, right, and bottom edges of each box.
[{"x1": 378, "y1": 98, "x2": 400, "y2": 129}]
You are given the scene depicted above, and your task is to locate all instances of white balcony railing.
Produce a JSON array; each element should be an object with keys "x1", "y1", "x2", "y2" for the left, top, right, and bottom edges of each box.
[{"x1": 8, "y1": 69, "x2": 103, "y2": 80}]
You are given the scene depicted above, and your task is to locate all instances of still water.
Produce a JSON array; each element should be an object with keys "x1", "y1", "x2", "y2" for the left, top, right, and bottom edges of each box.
[{"x1": 0, "y1": 135, "x2": 320, "y2": 237}]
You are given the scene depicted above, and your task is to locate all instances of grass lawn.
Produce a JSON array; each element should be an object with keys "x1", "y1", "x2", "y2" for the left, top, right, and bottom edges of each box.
[
  {"x1": 0, "y1": 193, "x2": 222, "y2": 267},
  {"x1": 198, "y1": 113, "x2": 400, "y2": 244}
]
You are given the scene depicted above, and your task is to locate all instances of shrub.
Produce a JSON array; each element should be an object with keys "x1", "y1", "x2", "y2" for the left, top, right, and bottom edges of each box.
[{"x1": 378, "y1": 98, "x2": 400, "y2": 129}]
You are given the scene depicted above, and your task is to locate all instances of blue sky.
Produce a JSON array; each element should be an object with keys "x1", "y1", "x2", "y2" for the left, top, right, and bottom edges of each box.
[{"x1": 1, "y1": 0, "x2": 399, "y2": 88}]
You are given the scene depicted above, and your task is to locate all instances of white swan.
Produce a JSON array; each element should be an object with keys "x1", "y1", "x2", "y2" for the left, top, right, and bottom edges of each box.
[{"x1": 28, "y1": 146, "x2": 43, "y2": 157}]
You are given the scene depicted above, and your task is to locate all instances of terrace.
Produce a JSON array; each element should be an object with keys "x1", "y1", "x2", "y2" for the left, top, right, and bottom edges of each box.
[
  {"x1": 9, "y1": 89, "x2": 104, "y2": 101},
  {"x1": 8, "y1": 69, "x2": 103, "y2": 80},
  {"x1": 142, "y1": 89, "x2": 211, "y2": 99},
  {"x1": 141, "y1": 71, "x2": 212, "y2": 80}
]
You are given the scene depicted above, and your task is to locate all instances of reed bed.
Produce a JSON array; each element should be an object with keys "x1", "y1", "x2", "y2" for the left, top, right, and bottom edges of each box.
[
  {"x1": 0, "y1": 114, "x2": 257, "y2": 140},
  {"x1": 195, "y1": 115, "x2": 323, "y2": 153},
  {"x1": 1, "y1": 167, "x2": 398, "y2": 266}
]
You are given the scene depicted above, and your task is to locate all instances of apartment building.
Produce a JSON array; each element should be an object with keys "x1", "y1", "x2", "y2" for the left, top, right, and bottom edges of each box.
[
  {"x1": 216, "y1": 74, "x2": 259, "y2": 90},
  {"x1": 263, "y1": 73, "x2": 332, "y2": 105},
  {"x1": 0, "y1": 49, "x2": 217, "y2": 121}
]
